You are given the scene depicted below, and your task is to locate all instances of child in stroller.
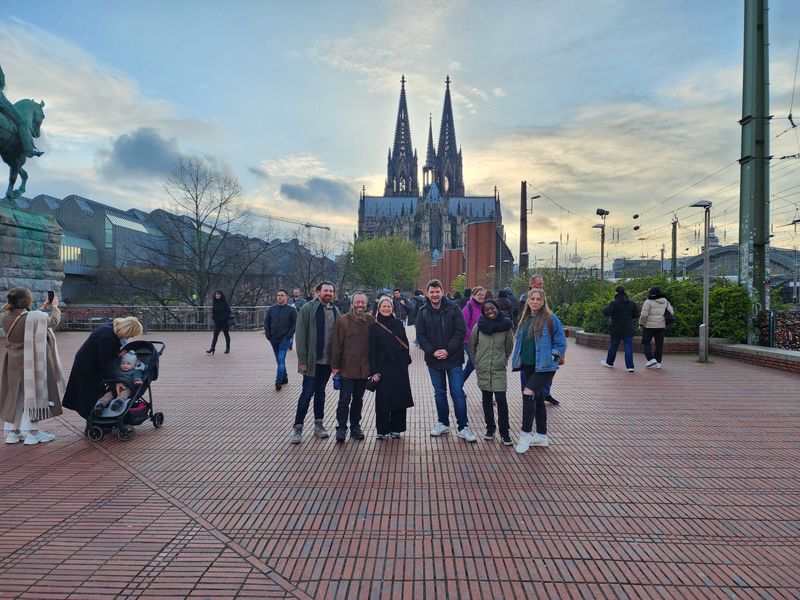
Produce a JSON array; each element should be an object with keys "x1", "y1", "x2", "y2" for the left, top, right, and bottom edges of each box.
[
  {"x1": 93, "y1": 351, "x2": 144, "y2": 416},
  {"x1": 86, "y1": 340, "x2": 165, "y2": 442}
]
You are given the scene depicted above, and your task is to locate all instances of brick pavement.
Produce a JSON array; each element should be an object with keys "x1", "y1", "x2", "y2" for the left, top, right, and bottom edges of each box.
[{"x1": 1, "y1": 330, "x2": 798, "y2": 599}]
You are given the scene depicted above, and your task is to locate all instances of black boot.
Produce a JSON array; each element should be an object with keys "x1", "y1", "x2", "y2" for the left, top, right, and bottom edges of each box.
[{"x1": 206, "y1": 348, "x2": 215, "y2": 354}]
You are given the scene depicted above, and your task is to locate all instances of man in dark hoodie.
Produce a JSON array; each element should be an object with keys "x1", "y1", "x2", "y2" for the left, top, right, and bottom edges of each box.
[
  {"x1": 415, "y1": 279, "x2": 477, "y2": 442},
  {"x1": 600, "y1": 285, "x2": 640, "y2": 372}
]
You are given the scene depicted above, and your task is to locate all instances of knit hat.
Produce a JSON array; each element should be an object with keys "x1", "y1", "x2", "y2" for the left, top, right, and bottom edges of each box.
[
  {"x1": 648, "y1": 286, "x2": 663, "y2": 299},
  {"x1": 120, "y1": 351, "x2": 138, "y2": 366}
]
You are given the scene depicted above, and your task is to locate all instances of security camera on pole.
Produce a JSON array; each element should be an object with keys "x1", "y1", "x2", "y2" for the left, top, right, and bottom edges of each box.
[{"x1": 593, "y1": 208, "x2": 609, "y2": 280}]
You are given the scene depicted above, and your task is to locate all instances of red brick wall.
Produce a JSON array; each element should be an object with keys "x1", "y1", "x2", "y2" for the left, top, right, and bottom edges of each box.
[
  {"x1": 416, "y1": 249, "x2": 464, "y2": 293},
  {"x1": 466, "y1": 221, "x2": 496, "y2": 289}
]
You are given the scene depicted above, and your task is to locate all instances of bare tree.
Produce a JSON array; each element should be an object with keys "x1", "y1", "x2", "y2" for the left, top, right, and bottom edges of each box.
[
  {"x1": 281, "y1": 227, "x2": 340, "y2": 296},
  {"x1": 122, "y1": 156, "x2": 275, "y2": 306}
]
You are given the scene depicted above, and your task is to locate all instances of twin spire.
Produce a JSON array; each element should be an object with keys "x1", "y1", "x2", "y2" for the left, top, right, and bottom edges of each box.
[{"x1": 385, "y1": 75, "x2": 464, "y2": 198}]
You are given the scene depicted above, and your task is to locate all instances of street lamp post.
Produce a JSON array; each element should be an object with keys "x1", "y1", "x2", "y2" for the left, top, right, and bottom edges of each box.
[
  {"x1": 550, "y1": 241, "x2": 559, "y2": 273},
  {"x1": 594, "y1": 209, "x2": 609, "y2": 280},
  {"x1": 690, "y1": 200, "x2": 712, "y2": 362}
]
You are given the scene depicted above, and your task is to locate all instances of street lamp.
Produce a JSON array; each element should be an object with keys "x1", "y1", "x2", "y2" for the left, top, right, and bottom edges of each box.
[
  {"x1": 525, "y1": 195, "x2": 541, "y2": 215},
  {"x1": 488, "y1": 264, "x2": 496, "y2": 290},
  {"x1": 549, "y1": 241, "x2": 559, "y2": 273},
  {"x1": 690, "y1": 199, "x2": 712, "y2": 362},
  {"x1": 594, "y1": 209, "x2": 609, "y2": 280}
]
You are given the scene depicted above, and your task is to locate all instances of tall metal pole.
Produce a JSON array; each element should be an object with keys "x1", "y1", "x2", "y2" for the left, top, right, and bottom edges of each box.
[
  {"x1": 702, "y1": 206, "x2": 711, "y2": 362},
  {"x1": 520, "y1": 181, "x2": 528, "y2": 274},
  {"x1": 599, "y1": 225, "x2": 605, "y2": 281},
  {"x1": 554, "y1": 242, "x2": 559, "y2": 273},
  {"x1": 739, "y1": 0, "x2": 770, "y2": 320},
  {"x1": 671, "y1": 216, "x2": 678, "y2": 278}
]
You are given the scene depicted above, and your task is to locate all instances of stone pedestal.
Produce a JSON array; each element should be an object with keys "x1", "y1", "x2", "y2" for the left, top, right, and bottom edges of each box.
[{"x1": 0, "y1": 204, "x2": 63, "y2": 327}]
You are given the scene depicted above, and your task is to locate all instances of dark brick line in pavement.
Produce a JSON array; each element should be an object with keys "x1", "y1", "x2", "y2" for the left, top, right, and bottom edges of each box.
[{"x1": 56, "y1": 417, "x2": 314, "y2": 600}]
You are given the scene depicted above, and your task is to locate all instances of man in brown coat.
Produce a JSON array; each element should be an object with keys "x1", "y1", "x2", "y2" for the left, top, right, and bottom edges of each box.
[{"x1": 331, "y1": 292, "x2": 374, "y2": 442}]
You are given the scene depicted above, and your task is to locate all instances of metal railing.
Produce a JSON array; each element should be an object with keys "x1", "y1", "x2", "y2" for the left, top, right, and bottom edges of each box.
[{"x1": 58, "y1": 305, "x2": 269, "y2": 332}]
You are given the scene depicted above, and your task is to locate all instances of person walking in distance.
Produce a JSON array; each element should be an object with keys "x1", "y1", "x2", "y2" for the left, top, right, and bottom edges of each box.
[
  {"x1": 415, "y1": 279, "x2": 477, "y2": 442},
  {"x1": 265, "y1": 289, "x2": 297, "y2": 391},
  {"x1": 369, "y1": 297, "x2": 414, "y2": 439},
  {"x1": 601, "y1": 285, "x2": 639, "y2": 372},
  {"x1": 468, "y1": 299, "x2": 515, "y2": 446},
  {"x1": 207, "y1": 290, "x2": 232, "y2": 355},
  {"x1": 511, "y1": 289, "x2": 567, "y2": 453},
  {"x1": 639, "y1": 286, "x2": 674, "y2": 369},
  {"x1": 287, "y1": 289, "x2": 306, "y2": 351},
  {"x1": 391, "y1": 288, "x2": 409, "y2": 325},
  {"x1": 517, "y1": 274, "x2": 560, "y2": 405},
  {"x1": 289, "y1": 281, "x2": 340, "y2": 443},
  {"x1": 330, "y1": 292, "x2": 374, "y2": 442}
]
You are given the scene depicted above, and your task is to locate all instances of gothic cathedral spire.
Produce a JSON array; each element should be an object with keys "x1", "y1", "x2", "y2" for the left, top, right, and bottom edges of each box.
[
  {"x1": 435, "y1": 75, "x2": 464, "y2": 197},
  {"x1": 423, "y1": 113, "x2": 437, "y2": 196},
  {"x1": 384, "y1": 75, "x2": 419, "y2": 196}
]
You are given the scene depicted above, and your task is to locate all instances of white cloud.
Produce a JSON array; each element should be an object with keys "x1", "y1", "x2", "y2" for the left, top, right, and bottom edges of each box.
[{"x1": 492, "y1": 87, "x2": 506, "y2": 98}]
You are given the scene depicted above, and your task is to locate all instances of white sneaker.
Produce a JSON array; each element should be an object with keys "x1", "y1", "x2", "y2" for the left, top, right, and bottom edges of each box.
[
  {"x1": 627, "y1": 368, "x2": 635, "y2": 373},
  {"x1": 655, "y1": 363, "x2": 662, "y2": 369},
  {"x1": 645, "y1": 358, "x2": 658, "y2": 368},
  {"x1": 23, "y1": 431, "x2": 55, "y2": 445},
  {"x1": 430, "y1": 422, "x2": 451, "y2": 437},
  {"x1": 530, "y1": 433, "x2": 549, "y2": 447},
  {"x1": 515, "y1": 431, "x2": 532, "y2": 454},
  {"x1": 5, "y1": 431, "x2": 24, "y2": 444},
  {"x1": 457, "y1": 426, "x2": 477, "y2": 442},
  {"x1": 600, "y1": 360, "x2": 613, "y2": 368}
]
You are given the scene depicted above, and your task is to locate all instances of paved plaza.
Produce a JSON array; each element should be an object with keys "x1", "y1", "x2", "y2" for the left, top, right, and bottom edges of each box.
[{"x1": 1, "y1": 330, "x2": 798, "y2": 599}]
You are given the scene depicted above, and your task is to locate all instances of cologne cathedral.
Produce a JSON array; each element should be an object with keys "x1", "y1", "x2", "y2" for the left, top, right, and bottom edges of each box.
[{"x1": 357, "y1": 76, "x2": 507, "y2": 259}]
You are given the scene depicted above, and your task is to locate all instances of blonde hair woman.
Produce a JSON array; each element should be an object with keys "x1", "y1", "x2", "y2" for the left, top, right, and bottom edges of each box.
[
  {"x1": 1, "y1": 287, "x2": 65, "y2": 445},
  {"x1": 62, "y1": 315, "x2": 143, "y2": 421},
  {"x1": 510, "y1": 289, "x2": 567, "y2": 453}
]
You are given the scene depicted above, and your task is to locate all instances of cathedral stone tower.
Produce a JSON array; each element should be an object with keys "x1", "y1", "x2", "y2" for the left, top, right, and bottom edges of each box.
[
  {"x1": 384, "y1": 75, "x2": 419, "y2": 197},
  {"x1": 434, "y1": 76, "x2": 464, "y2": 197}
]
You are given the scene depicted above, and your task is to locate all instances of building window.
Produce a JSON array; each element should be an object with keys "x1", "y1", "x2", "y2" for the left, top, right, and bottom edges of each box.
[{"x1": 105, "y1": 217, "x2": 113, "y2": 249}]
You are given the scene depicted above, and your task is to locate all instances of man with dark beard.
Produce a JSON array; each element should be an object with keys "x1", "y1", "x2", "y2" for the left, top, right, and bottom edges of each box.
[
  {"x1": 290, "y1": 281, "x2": 340, "y2": 443},
  {"x1": 330, "y1": 292, "x2": 374, "y2": 442}
]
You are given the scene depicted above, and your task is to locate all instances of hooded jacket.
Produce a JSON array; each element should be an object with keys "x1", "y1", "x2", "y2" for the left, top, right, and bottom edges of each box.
[{"x1": 602, "y1": 292, "x2": 640, "y2": 338}]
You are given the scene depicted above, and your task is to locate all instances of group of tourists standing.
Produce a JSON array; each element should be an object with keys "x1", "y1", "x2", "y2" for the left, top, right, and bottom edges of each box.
[{"x1": 275, "y1": 277, "x2": 566, "y2": 454}]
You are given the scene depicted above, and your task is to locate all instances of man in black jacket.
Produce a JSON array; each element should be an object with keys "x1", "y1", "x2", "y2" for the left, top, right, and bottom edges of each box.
[
  {"x1": 265, "y1": 289, "x2": 297, "y2": 390},
  {"x1": 415, "y1": 279, "x2": 477, "y2": 442},
  {"x1": 601, "y1": 285, "x2": 640, "y2": 371}
]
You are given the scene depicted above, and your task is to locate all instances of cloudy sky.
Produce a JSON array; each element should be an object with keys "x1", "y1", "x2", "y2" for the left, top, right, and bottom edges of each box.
[{"x1": 3, "y1": 0, "x2": 800, "y2": 266}]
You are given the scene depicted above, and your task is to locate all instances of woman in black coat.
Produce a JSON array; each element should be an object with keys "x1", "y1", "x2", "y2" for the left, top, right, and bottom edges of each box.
[
  {"x1": 208, "y1": 290, "x2": 232, "y2": 354},
  {"x1": 601, "y1": 285, "x2": 640, "y2": 371},
  {"x1": 369, "y1": 297, "x2": 413, "y2": 439},
  {"x1": 62, "y1": 316, "x2": 143, "y2": 419}
]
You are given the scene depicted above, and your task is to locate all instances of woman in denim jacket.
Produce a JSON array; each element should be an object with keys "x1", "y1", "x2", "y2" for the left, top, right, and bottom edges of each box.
[{"x1": 511, "y1": 289, "x2": 567, "y2": 453}]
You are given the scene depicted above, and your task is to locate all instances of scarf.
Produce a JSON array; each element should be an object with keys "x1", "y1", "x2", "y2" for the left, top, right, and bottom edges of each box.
[
  {"x1": 23, "y1": 311, "x2": 65, "y2": 420},
  {"x1": 476, "y1": 314, "x2": 512, "y2": 335}
]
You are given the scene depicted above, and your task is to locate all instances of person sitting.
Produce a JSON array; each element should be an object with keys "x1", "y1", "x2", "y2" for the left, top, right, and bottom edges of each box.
[{"x1": 93, "y1": 351, "x2": 145, "y2": 415}]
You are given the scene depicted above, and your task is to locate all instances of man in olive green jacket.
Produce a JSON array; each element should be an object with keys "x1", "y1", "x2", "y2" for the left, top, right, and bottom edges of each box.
[{"x1": 290, "y1": 281, "x2": 340, "y2": 443}]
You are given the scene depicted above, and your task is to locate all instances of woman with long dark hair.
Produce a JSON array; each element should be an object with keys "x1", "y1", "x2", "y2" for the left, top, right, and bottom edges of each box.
[
  {"x1": 368, "y1": 297, "x2": 413, "y2": 439},
  {"x1": 207, "y1": 290, "x2": 232, "y2": 354}
]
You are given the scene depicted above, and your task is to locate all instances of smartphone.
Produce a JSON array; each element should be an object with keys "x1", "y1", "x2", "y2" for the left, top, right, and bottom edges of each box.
[{"x1": 47, "y1": 290, "x2": 55, "y2": 303}]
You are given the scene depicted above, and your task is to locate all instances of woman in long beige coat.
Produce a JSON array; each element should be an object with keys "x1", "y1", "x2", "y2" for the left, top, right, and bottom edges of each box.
[{"x1": 1, "y1": 287, "x2": 64, "y2": 445}]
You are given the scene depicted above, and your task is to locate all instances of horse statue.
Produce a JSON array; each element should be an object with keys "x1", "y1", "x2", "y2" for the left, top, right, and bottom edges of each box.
[{"x1": 0, "y1": 98, "x2": 45, "y2": 200}]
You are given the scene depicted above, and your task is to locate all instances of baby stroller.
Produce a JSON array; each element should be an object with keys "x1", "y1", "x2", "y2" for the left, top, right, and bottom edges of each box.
[{"x1": 85, "y1": 340, "x2": 166, "y2": 442}]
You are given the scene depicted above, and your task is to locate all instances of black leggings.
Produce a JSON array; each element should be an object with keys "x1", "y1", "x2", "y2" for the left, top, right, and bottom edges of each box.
[
  {"x1": 210, "y1": 322, "x2": 230, "y2": 350},
  {"x1": 521, "y1": 366, "x2": 555, "y2": 435},
  {"x1": 641, "y1": 328, "x2": 665, "y2": 363}
]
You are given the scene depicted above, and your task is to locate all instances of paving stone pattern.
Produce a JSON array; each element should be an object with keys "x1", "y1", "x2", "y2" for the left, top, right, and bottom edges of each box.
[{"x1": 1, "y1": 330, "x2": 799, "y2": 599}]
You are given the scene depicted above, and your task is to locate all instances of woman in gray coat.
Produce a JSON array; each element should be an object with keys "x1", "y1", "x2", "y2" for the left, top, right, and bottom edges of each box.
[{"x1": 468, "y1": 299, "x2": 514, "y2": 446}]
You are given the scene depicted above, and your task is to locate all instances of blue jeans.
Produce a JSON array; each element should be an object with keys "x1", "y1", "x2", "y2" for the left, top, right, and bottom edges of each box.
[
  {"x1": 606, "y1": 336, "x2": 634, "y2": 369},
  {"x1": 293, "y1": 364, "x2": 332, "y2": 427},
  {"x1": 270, "y1": 337, "x2": 291, "y2": 384},
  {"x1": 428, "y1": 366, "x2": 468, "y2": 430},
  {"x1": 462, "y1": 342, "x2": 475, "y2": 382}
]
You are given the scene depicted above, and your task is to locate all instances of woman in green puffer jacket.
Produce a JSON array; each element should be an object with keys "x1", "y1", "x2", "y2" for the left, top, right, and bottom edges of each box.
[{"x1": 468, "y1": 299, "x2": 514, "y2": 446}]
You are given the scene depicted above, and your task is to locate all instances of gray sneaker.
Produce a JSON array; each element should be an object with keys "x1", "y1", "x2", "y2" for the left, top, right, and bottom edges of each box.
[
  {"x1": 314, "y1": 420, "x2": 330, "y2": 439},
  {"x1": 289, "y1": 426, "x2": 302, "y2": 444}
]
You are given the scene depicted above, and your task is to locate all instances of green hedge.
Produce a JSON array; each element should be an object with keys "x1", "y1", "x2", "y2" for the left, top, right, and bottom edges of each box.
[{"x1": 516, "y1": 272, "x2": 751, "y2": 342}]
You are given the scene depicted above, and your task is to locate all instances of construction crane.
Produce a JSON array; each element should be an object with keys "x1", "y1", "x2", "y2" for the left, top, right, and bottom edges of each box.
[{"x1": 248, "y1": 208, "x2": 330, "y2": 231}]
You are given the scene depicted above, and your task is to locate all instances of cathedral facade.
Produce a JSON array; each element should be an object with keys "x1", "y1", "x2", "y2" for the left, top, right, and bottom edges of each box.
[{"x1": 357, "y1": 76, "x2": 508, "y2": 263}]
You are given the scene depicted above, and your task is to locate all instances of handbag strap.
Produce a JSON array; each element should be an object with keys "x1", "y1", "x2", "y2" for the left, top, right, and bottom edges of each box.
[
  {"x1": 4, "y1": 310, "x2": 28, "y2": 348},
  {"x1": 376, "y1": 321, "x2": 409, "y2": 350}
]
